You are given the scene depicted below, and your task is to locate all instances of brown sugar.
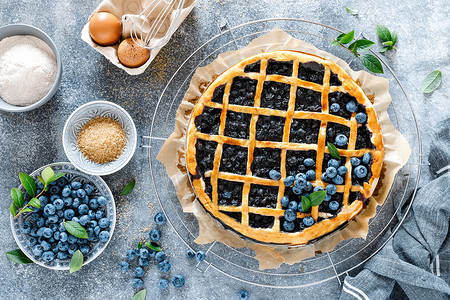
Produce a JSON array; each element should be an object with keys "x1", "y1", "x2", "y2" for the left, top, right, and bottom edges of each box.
[{"x1": 77, "y1": 116, "x2": 127, "y2": 164}]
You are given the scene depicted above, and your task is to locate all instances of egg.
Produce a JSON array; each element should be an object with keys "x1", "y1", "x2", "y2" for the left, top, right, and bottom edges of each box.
[
  {"x1": 89, "y1": 12, "x2": 122, "y2": 46},
  {"x1": 117, "y1": 38, "x2": 150, "y2": 68}
]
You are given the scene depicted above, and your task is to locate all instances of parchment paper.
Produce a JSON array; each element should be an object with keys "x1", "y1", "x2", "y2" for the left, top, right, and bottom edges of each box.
[
  {"x1": 157, "y1": 27, "x2": 411, "y2": 270},
  {"x1": 81, "y1": 0, "x2": 198, "y2": 75}
]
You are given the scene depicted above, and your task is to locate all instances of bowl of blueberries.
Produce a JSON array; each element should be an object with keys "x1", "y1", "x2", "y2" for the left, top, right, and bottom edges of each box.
[{"x1": 10, "y1": 162, "x2": 115, "y2": 270}]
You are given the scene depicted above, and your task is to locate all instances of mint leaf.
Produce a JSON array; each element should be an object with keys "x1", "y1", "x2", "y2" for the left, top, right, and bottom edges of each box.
[
  {"x1": 309, "y1": 190, "x2": 327, "y2": 206},
  {"x1": 361, "y1": 54, "x2": 384, "y2": 74},
  {"x1": 383, "y1": 41, "x2": 394, "y2": 47},
  {"x1": 346, "y1": 7, "x2": 359, "y2": 15},
  {"x1": 29, "y1": 197, "x2": 41, "y2": 208},
  {"x1": 422, "y1": 70, "x2": 442, "y2": 94},
  {"x1": 348, "y1": 39, "x2": 375, "y2": 56},
  {"x1": 6, "y1": 249, "x2": 34, "y2": 264},
  {"x1": 11, "y1": 188, "x2": 24, "y2": 208},
  {"x1": 327, "y1": 142, "x2": 341, "y2": 159},
  {"x1": 301, "y1": 196, "x2": 311, "y2": 212},
  {"x1": 49, "y1": 172, "x2": 65, "y2": 183},
  {"x1": 19, "y1": 173, "x2": 36, "y2": 198},
  {"x1": 16, "y1": 207, "x2": 33, "y2": 217},
  {"x1": 391, "y1": 31, "x2": 398, "y2": 46},
  {"x1": 379, "y1": 46, "x2": 390, "y2": 53},
  {"x1": 340, "y1": 30, "x2": 355, "y2": 44},
  {"x1": 137, "y1": 242, "x2": 143, "y2": 250},
  {"x1": 10, "y1": 203, "x2": 17, "y2": 216},
  {"x1": 121, "y1": 179, "x2": 136, "y2": 196},
  {"x1": 145, "y1": 242, "x2": 162, "y2": 252},
  {"x1": 376, "y1": 24, "x2": 392, "y2": 42},
  {"x1": 133, "y1": 289, "x2": 146, "y2": 300},
  {"x1": 64, "y1": 221, "x2": 89, "y2": 239},
  {"x1": 41, "y1": 167, "x2": 54, "y2": 185},
  {"x1": 69, "y1": 250, "x2": 83, "y2": 274}
]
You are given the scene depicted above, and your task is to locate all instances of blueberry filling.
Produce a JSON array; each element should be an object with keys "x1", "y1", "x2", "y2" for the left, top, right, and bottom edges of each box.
[
  {"x1": 355, "y1": 126, "x2": 375, "y2": 149},
  {"x1": 219, "y1": 144, "x2": 248, "y2": 175},
  {"x1": 220, "y1": 211, "x2": 242, "y2": 223},
  {"x1": 211, "y1": 84, "x2": 225, "y2": 104},
  {"x1": 328, "y1": 92, "x2": 365, "y2": 120},
  {"x1": 244, "y1": 61, "x2": 261, "y2": 73},
  {"x1": 194, "y1": 107, "x2": 222, "y2": 135},
  {"x1": 298, "y1": 61, "x2": 324, "y2": 84},
  {"x1": 249, "y1": 184, "x2": 278, "y2": 208},
  {"x1": 195, "y1": 140, "x2": 218, "y2": 175},
  {"x1": 351, "y1": 158, "x2": 373, "y2": 186},
  {"x1": 295, "y1": 87, "x2": 322, "y2": 112},
  {"x1": 326, "y1": 123, "x2": 350, "y2": 149},
  {"x1": 229, "y1": 77, "x2": 257, "y2": 107},
  {"x1": 329, "y1": 72, "x2": 342, "y2": 86},
  {"x1": 224, "y1": 111, "x2": 251, "y2": 139},
  {"x1": 255, "y1": 115, "x2": 285, "y2": 142},
  {"x1": 348, "y1": 191, "x2": 361, "y2": 204},
  {"x1": 285, "y1": 150, "x2": 317, "y2": 176},
  {"x1": 251, "y1": 148, "x2": 281, "y2": 179},
  {"x1": 249, "y1": 214, "x2": 274, "y2": 229},
  {"x1": 266, "y1": 59, "x2": 293, "y2": 76},
  {"x1": 204, "y1": 176, "x2": 212, "y2": 199},
  {"x1": 260, "y1": 81, "x2": 290, "y2": 110},
  {"x1": 289, "y1": 119, "x2": 321, "y2": 143},
  {"x1": 218, "y1": 179, "x2": 244, "y2": 206}
]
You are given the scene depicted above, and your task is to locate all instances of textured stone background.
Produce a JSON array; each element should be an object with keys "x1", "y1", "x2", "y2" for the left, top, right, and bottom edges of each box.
[{"x1": 0, "y1": 0, "x2": 448, "y2": 299}]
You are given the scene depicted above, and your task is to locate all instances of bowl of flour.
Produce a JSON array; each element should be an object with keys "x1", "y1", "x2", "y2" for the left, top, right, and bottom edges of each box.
[{"x1": 0, "y1": 24, "x2": 62, "y2": 112}]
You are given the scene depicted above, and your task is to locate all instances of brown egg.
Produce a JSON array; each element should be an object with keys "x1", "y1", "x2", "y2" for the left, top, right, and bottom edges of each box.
[
  {"x1": 89, "y1": 12, "x2": 122, "y2": 46},
  {"x1": 117, "y1": 38, "x2": 150, "y2": 68}
]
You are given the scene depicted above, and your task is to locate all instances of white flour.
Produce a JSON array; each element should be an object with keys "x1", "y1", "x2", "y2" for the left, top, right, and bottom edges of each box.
[{"x1": 0, "y1": 35, "x2": 57, "y2": 106}]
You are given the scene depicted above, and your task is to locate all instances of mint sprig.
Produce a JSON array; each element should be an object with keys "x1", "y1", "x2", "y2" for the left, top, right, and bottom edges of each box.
[
  {"x1": 301, "y1": 190, "x2": 327, "y2": 212},
  {"x1": 376, "y1": 24, "x2": 397, "y2": 53}
]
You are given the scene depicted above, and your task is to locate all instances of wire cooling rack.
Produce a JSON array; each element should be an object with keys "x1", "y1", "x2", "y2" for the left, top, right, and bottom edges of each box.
[{"x1": 144, "y1": 18, "x2": 422, "y2": 288}]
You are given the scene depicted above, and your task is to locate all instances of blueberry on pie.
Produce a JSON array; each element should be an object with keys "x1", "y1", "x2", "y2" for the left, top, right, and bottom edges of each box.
[{"x1": 186, "y1": 50, "x2": 384, "y2": 245}]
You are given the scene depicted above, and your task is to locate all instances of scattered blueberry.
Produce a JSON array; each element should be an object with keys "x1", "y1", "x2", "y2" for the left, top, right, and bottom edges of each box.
[
  {"x1": 350, "y1": 157, "x2": 360, "y2": 166},
  {"x1": 283, "y1": 176, "x2": 295, "y2": 187},
  {"x1": 328, "y1": 159, "x2": 340, "y2": 169},
  {"x1": 355, "y1": 112, "x2": 367, "y2": 124},
  {"x1": 330, "y1": 103, "x2": 340, "y2": 113},
  {"x1": 332, "y1": 175, "x2": 344, "y2": 185},
  {"x1": 139, "y1": 248, "x2": 149, "y2": 259},
  {"x1": 362, "y1": 153, "x2": 372, "y2": 165},
  {"x1": 134, "y1": 266, "x2": 145, "y2": 277},
  {"x1": 305, "y1": 170, "x2": 316, "y2": 180},
  {"x1": 303, "y1": 216, "x2": 314, "y2": 227},
  {"x1": 149, "y1": 228, "x2": 161, "y2": 242},
  {"x1": 354, "y1": 165, "x2": 368, "y2": 178},
  {"x1": 329, "y1": 201, "x2": 340, "y2": 211},
  {"x1": 154, "y1": 212, "x2": 167, "y2": 225},
  {"x1": 158, "y1": 260, "x2": 171, "y2": 273},
  {"x1": 139, "y1": 257, "x2": 149, "y2": 267},
  {"x1": 346, "y1": 100, "x2": 358, "y2": 113},
  {"x1": 155, "y1": 251, "x2": 166, "y2": 262},
  {"x1": 303, "y1": 158, "x2": 315, "y2": 167},
  {"x1": 337, "y1": 166, "x2": 348, "y2": 176},
  {"x1": 195, "y1": 251, "x2": 206, "y2": 262},
  {"x1": 269, "y1": 170, "x2": 281, "y2": 180},
  {"x1": 159, "y1": 279, "x2": 169, "y2": 290},
  {"x1": 292, "y1": 185, "x2": 302, "y2": 195},
  {"x1": 284, "y1": 209, "x2": 297, "y2": 222},
  {"x1": 280, "y1": 196, "x2": 289, "y2": 207},
  {"x1": 326, "y1": 167, "x2": 337, "y2": 178},
  {"x1": 126, "y1": 249, "x2": 136, "y2": 261},
  {"x1": 172, "y1": 275, "x2": 185, "y2": 288},
  {"x1": 326, "y1": 184, "x2": 337, "y2": 195},
  {"x1": 239, "y1": 290, "x2": 249, "y2": 300},
  {"x1": 335, "y1": 134, "x2": 348, "y2": 147},
  {"x1": 185, "y1": 249, "x2": 195, "y2": 259},
  {"x1": 133, "y1": 278, "x2": 143, "y2": 289},
  {"x1": 288, "y1": 201, "x2": 298, "y2": 211}
]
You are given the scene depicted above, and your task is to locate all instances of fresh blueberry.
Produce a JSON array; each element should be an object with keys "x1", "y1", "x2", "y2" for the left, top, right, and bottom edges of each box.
[
  {"x1": 362, "y1": 153, "x2": 372, "y2": 165},
  {"x1": 329, "y1": 201, "x2": 340, "y2": 211},
  {"x1": 43, "y1": 228, "x2": 53, "y2": 238},
  {"x1": 350, "y1": 157, "x2": 360, "y2": 166},
  {"x1": 313, "y1": 186, "x2": 324, "y2": 192},
  {"x1": 20, "y1": 222, "x2": 31, "y2": 234},
  {"x1": 97, "y1": 196, "x2": 107, "y2": 206},
  {"x1": 71, "y1": 190, "x2": 77, "y2": 198},
  {"x1": 239, "y1": 290, "x2": 249, "y2": 300},
  {"x1": 288, "y1": 201, "x2": 298, "y2": 211},
  {"x1": 330, "y1": 103, "x2": 340, "y2": 113},
  {"x1": 68, "y1": 244, "x2": 78, "y2": 255},
  {"x1": 80, "y1": 244, "x2": 90, "y2": 255},
  {"x1": 54, "y1": 199, "x2": 64, "y2": 210},
  {"x1": 94, "y1": 226, "x2": 101, "y2": 236},
  {"x1": 87, "y1": 219, "x2": 97, "y2": 227},
  {"x1": 44, "y1": 204, "x2": 56, "y2": 215},
  {"x1": 63, "y1": 197, "x2": 73, "y2": 207},
  {"x1": 53, "y1": 231, "x2": 60, "y2": 241},
  {"x1": 337, "y1": 166, "x2": 348, "y2": 176},
  {"x1": 41, "y1": 240, "x2": 51, "y2": 251},
  {"x1": 67, "y1": 234, "x2": 78, "y2": 244},
  {"x1": 355, "y1": 112, "x2": 367, "y2": 124},
  {"x1": 82, "y1": 196, "x2": 89, "y2": 205},
  {"x1": 38, "y1": 195, "x2": 49, "y2": 207},
  {"x1": 324, "y1": 194, "x2": 332, "y2": 202},
  {"x1": 37, "y1": 181, "x2": 44, "y2": 189},
  {"x1": 49, "y1": 224, "x2": 58, "y2": 232},
  {"x1": 126, "y1": 249, "x2": 136, "y2": 261},
  {"x1": 51, "y1": 243, "x2": 59, "y2": 253},
  {"x1": 328, "y1": 159, "x2": 339, "y2": 169},
  {"x1": 326, "y1": 184, "x2": 337, "y2": 195},
  {"x1": 87, "y1": 210, "x2": 95, "y2": 220},
  {"x1": 354, "y1": 165, "x2": 368, "y2": 178},
  {"x1": 57, "y1": 251, "x2": 68, "y2": 260},
  {"x1": 83, "y1": 183, "x2": 95, "y2": 195},
  {"x1": 78, "y1": 204, "x2": 89, "y2": 215},
  {"x1": 292, "y1": 185, "x2": 302, "y2": 195},
  {"x1": 78, "y1": 237, "x2": 88, "y2": 244},
  {"x1": 58, "y1": 241, "x2": 69, "y2": 252},
  {"x1": 154, "y1": 212, "x2": 167, "y2": 225},
  {"x1": 304, "y1": 182, "x2": 313, "y2": 192},
  {"x1": 155, "y1": 251, "x2": 166, "y2": 262},
  {"x1": 284, "y1": 209, "x2": 297, "y2": 222},
  {"x1": 89, "y1": 198, "x2": 99, "y2": 210},
  {"x1": 282, "y1": 220, "x2": 295, "y2": 231},
  {"x1": 134, "y1": 266, "x2": 145, "y2": 277},
  {"x1": 56, "y1": 177, "x2": 68, "y2": 187},
  {"x1": 71, "y1": 181, "x2": 82, "y2": 190},
  {"x1": 268, "y1": 170, "x2": 281, "y2": 180},
  {"x1": 99, "y1": 218, "x2": 110, "y2": 229},
  {"x1": 27, "y1": 236, "x2": 37, "y2": 247},
  {"x1": 42, "y1": 251, "x2": 55, "y2": 262},
  {"x1": 30, "y1": 228, "x2": 39, "y2": 237},
  {"x1": 295, "y1": 173, "x2": 306, "y2": 180},
  {"x1": 295, "y1": 176, "x2": 307, "y2": 187},
  {"x1": 139, "y1": 248, "x2": 149, "y2": 259},
  {"x1": 37, "y1": 227, "x2": 46, "y2": 237},
  {"x1": 132, "y1": 278, "x2": 144, "y2": 289},
  {"x1": 280, "y1": 196, "x2": 289, "y2": 207},
  {"x1": 62, "y1": 187, "x2": 71, "y2": 198},
  {"x1": 47, "y1": 214, "x2": 59, "y2": 224},
  {"x1": 326, "y1": 167, "x2": 337, "y2": 178},
  {"x1": 50, "y1": 195, "x2": 60, "y2": 203},
  {"x1": 76, "y1": 189, "x2": 86, "y2": 199},
  {"x1": 346, "y1": 100, "x2": 358, "y2": 113},
  {"x1": 305, "y1": 170, "x2": 316, "y2": 180},
  {"x1": 195, "y1": 251, "x2": 206, "y2": 262},
  {"x1": 60, "y1": 232, "x2": 68, "y2": 242},
  {"x1": 139, "y1": 257, "x2": 149, "y2": 267},
  {"x1": 158, "y1": 260, "x2": 171, "y2": 273},
  {"x1": 335, "y1": 134, "x2": 348, "y2": 147},
  {"x1": 303, "y1": 216, "x2": 315, "y2": 227},
  {"x1": 49, "y1": 186, "x2": 61, "y2": 195},
  {"x1": 149, "y1": 228, "x2": 161, "y2": 242},
  {"x1": 71, "y1": 216, "x2": 80, "y2": 223},
  {"x1": 321, "y1": 173, "x2": 330, "y2": 183},
  {"x1": 72, "y1": 197, "x2": 81, "y2": 208},
  {"x1": 283, "y1": 176, "x2": 295, "y2": 187},
  {"x1": 99, "y1": 231, "x2": 110, "y2": 242},
  {"x1": 172, "y1": 275, "x2": 185, "y2": 288},
  {"x1": 159, "y1": 279, "x2": 169, "y2": 290},
  {"x1": 95, "y1": 210, "x2": 105, "y2": 220},
  {"x1": 185, "y1": 249, "x2": 195, "y2": 259},
  {"x1": 223, "y1": 192, "x2": 231, "y2": 199},
  {"x1": 304, "y1": 158, "x2": 315, "y2": 167},
  {"x1": 148, "y1": 249, "x2": 156, "y2": 258}
]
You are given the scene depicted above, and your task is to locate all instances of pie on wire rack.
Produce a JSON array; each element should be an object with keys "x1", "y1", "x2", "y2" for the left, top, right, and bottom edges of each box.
[{"x1": 186, "y1": 50, "x2": 384, "y2": 245}]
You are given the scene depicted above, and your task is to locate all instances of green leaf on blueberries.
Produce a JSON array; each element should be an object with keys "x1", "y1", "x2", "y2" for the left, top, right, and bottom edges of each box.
[
  {"x1": 37, "y1": 175, "x2": 45, "y2": 185},
  {"x1": 64, "y1": 221, "x2": 88, "y2": 239},
  {"x1": 69, "y1": 250, "x2": 84, "y2": 274},
  {"x1": 16, "y1": 207, "x2": 33, "y2": 217},
  {"x1": 309, "y1": 190, "x2": 327, "y2": 206},
  {"x1": 340, "y1": 30, "x2": 355, "y2": 44},
  {"x1": 29, "y1": 197, "x2": 41, "y2": 208},
  {"x1": 376, "y1": 24, "x2": 392, "y2": 42},
  {"x1": 41, "y1": 167, "x2": 54, "y2": 184},
  {"x1": 121, "y1": 179, "x2": 136, "y2": 196},
  {"x1": 6, "y1": 249, "x2": 34, "y2": 264},
  {"x1": 19, "y1": 173, "x2": 36, "y2": 198},
  {"x1": 327, "y1": 142, "x2": 341, "y2": 159},
  {"x1": 346, "y1": 7, "x2": 359, "y2": 15},
  {"x1": 422, "y1": 70, "x2": 442, "y2": 94},
  {"x1": 11, "y1": 188, "x2": 24, "y2": 208},
  {"x1": 10, "y1": 203, "x2": 17, "y2": 216},
  {"x1": 49, "y1": 172, "x2": 66, "y2": 183},
  {"x1": 301, "y1": 196, "x2": 311, "y2": 212},
  {"x1": 348, "y1": 39, "x2": 375, "y2": 56},
  {"x1": 137, "y1": 242, "x2": 143, "y2": 250},
  {"x1": 361, "y1": 54, "x2": 384, "y2": 73},
  {"x1": 145, "y1": 242, "x2": 162, "y2": 252},
  {"x1": 133, "y1": 289, "x2": 146, "y2": 300}
]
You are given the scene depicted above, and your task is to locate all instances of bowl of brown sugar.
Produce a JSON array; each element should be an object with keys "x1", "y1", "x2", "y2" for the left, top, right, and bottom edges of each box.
[{"x1": 63, "y1": 101, "x2": 137, "y2": 175}]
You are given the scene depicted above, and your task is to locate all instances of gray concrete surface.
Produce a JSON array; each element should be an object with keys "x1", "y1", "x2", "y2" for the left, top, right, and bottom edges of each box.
[{"x1": 0, "y1": 0, "x2": 448, "y2": 299}]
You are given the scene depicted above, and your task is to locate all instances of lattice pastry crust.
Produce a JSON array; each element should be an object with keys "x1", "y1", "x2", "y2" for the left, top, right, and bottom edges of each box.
[{"x1": 186, "y1": 50, "x2": 384, "y2": 245}]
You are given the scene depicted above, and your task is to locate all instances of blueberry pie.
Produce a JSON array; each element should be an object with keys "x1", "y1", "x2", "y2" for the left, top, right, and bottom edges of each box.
[{"x1": 186, "y1": 51, "x2": 384, "y2": 245}]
